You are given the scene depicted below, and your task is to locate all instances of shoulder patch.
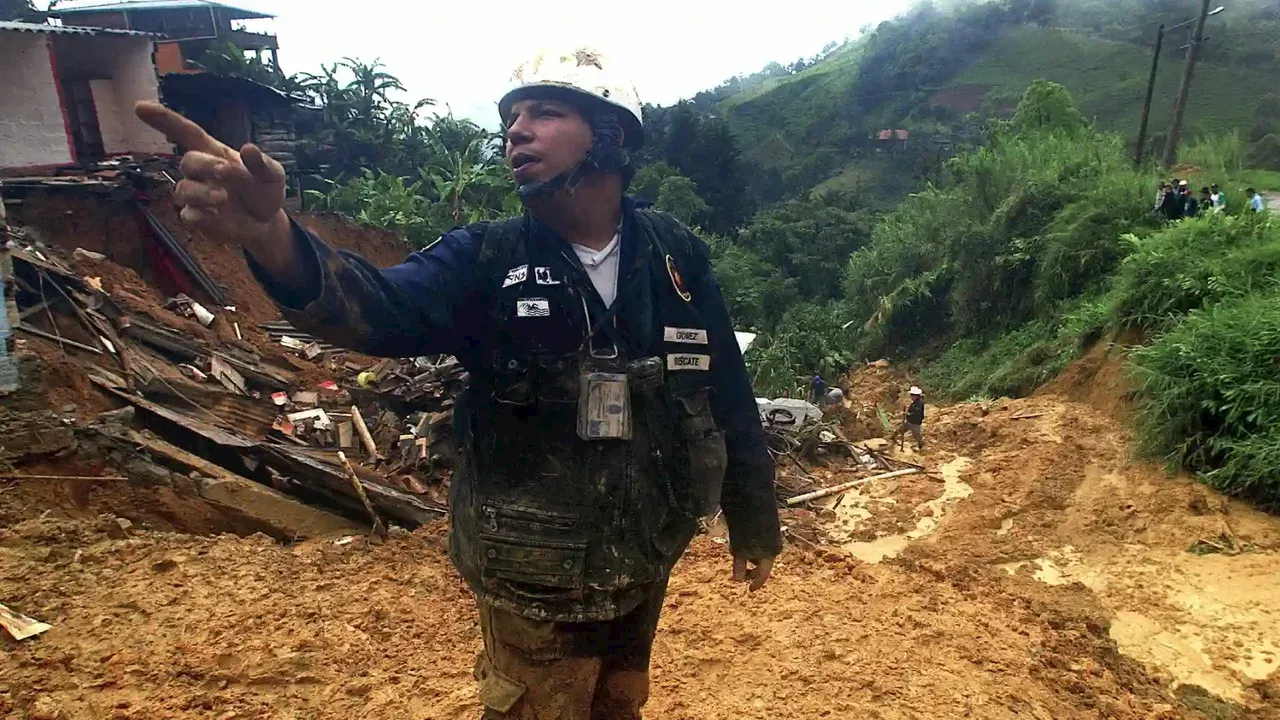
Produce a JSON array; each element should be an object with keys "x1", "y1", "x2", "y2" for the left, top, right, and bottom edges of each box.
[{"x1": 503, "y1": 265, "x2": 528, "y2": 288}]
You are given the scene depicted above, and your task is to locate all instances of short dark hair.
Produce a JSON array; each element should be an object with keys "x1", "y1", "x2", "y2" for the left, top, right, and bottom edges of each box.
[
  {"x1": 1247, "y1": 187, "x2": 1257, "y2": 194},
  {"x1": 1201, "y1": 187, "x2": 1210, "y2": 194}
]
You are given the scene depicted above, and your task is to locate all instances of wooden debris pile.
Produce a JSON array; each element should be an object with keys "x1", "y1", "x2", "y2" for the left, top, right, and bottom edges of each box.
[{"x1": 0, "y1": 196, "x2": 460, "y2": 534}]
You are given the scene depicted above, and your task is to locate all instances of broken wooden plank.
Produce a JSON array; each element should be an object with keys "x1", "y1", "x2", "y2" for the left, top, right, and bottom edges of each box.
[
  {"x1": 16, "y1": 323, "x2": 103, "y2": 354},
  {"x1": 213, "y1": 351, "x2": 294, "y2": 391},
  {"x1": 338, "y1": 451, "x2": 387, "y2": 538},
  {"x1": 89, "y1": 377, "x2": 254, "y2": 448},
  {"x1": 18, "y1": 297, "x2": 63, "y2": 321},
  {"x1": 95, "y1": 425, "x2": 358, "y2": 540},
  {"x1": 785, "y1": 468, "x2": 922, "y2": 506},
  {"x1": 0, "y1": 474, "x2": 129, "y2": 481},
  {"x1": 351, "y1": 405, "x2": 381, "y2": 461},
  {"x1": 36, "y1": 267, "x2": 106, "y2": 352},
  {"x1": 257, "y1": 444, "x2": 445, "y2": 527},
  {"x1": 209, "y1": 355, "x2": 247, "y2": 395}
]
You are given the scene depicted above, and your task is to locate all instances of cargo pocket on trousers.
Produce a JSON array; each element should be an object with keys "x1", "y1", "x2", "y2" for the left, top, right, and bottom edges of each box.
[{"x1": 475, "y1": 653, "x2": 526, "y2": 715}]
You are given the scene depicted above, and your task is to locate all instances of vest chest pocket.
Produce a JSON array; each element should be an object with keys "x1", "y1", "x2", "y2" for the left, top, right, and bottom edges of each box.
[{"x1": 534, "y1": 356, "x2": 580, "y2": 404}]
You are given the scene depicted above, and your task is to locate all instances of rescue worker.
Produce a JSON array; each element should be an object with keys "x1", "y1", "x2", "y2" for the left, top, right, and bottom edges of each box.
[
  {"x1": 134, "y1": 46, "x2": 781, "y2": 720},
  {"x1": 810, "y1": 373, "x2": 827, "y2": 404},
  {"x1": 893, "y1": 386, "x2": 925, "y2": 451}
]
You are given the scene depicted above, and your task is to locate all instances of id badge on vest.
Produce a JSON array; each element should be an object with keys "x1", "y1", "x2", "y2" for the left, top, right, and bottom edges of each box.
[{"x1": 577, "y1": 369, "x2": 631, "y2": 440}]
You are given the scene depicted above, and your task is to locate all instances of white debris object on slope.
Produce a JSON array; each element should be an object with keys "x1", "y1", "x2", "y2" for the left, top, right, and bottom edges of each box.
[
  {"x1": 757, "y1": 398, "x2": 823, "y2": 429},
  {"x1": 0, "y1": 602, "x2": 51, "y2": 640}
]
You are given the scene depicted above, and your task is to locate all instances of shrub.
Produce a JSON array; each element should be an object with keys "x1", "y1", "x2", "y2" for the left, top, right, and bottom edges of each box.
[
  {"x1": 919, "y1": 315, "x2": 1081, "y2": 401},
  {"x1": 1111, "y1": 213, "x2": 1280, "y2": 331},
  {"x1": 1129, "y1": 291, "x2": 1280, "y2": 505}
]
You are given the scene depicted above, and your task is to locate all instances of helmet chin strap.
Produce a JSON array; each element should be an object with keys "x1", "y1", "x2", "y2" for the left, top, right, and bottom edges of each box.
[
  {"x1": 517, "y1": 162, "x2": 587, "y2": 201},
  {"x1": 518, "y1": 113, "x2": 629, "y2": 203}
]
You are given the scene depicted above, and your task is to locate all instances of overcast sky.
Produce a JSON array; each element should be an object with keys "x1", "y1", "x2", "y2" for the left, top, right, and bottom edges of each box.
[{"x1": 48, "y1": 0, "x2": 916, "y2": 127}]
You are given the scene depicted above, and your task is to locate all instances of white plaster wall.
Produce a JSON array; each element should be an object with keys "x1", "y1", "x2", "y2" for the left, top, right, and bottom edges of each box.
[
  {"x1": 91, "y1": 78, "x2": 125, "y2": 154},
  {"x1": 0, "y1": 32, "x2": 72, "y2": 169},
  {"x1": 109, "y1": 38, "x2": 170, "y2": 155}
]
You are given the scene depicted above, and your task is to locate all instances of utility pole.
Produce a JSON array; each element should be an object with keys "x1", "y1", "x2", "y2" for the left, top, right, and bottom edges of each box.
[
  {"x1": 1134, "y1": 24, "x2": 1164, "y2": 166},
  {"x1": 1162, "y1": 0, "x2": 1212, "y2": 168}
]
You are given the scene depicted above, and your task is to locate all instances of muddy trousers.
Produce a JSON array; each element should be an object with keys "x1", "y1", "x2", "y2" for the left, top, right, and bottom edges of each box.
[
  {"x1": 474, "y1": 578, "x2": 669, "y2": 720},
  {"x1": 893, "y1": 421, "x2": 923, "y2": 450}
]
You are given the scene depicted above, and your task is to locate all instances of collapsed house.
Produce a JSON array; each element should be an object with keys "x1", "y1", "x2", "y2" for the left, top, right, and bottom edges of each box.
[{"x1": 0, "y1": 6, "x2": 450, "y2": 539}]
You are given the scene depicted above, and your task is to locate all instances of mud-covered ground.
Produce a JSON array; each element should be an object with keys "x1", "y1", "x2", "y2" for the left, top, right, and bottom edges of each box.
[{"x1": 2, "y1": 376, "x2": 1279, "y2": 719}]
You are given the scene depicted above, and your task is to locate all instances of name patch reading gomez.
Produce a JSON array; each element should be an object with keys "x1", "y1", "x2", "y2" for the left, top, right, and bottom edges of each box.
[
  {"x1": 663, "y1": 327, "x2": 709, "y2": 345},
  {"x1": 667, "y1": 353, "x2": 711, "y2": 371}
]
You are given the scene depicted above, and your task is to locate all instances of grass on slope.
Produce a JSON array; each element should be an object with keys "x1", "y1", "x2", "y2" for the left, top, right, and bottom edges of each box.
[
  {"x1": 719, "y1": 40, "x2": 866, "y2": 112},
  {"x1": 958, "y1": 27, "x2": 1263, "y2": 142}
]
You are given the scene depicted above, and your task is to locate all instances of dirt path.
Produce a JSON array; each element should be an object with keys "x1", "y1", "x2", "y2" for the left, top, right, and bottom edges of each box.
[{"x1": 2, "y1": 396, "x2": 1279, "y2": 718}]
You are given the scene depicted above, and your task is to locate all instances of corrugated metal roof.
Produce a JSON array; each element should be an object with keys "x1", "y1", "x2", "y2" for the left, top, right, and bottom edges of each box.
[
  {"x1": 0, "y1": 20, "x2": 156, "y2": 37},
  {"x1": 52, "y1": 1, "x2": 273, "y2": 20}
]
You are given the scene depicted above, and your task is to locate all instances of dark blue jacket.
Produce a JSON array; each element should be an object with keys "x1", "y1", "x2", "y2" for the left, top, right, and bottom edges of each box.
[{"x1": 247, "y1": 199, "x2": 782, "y2": 562}]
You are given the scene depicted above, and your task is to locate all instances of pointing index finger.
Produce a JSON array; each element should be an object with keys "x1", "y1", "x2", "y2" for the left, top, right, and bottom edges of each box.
[{"x1": 134, "y1": 101, "x2": 231, "y2": 158}]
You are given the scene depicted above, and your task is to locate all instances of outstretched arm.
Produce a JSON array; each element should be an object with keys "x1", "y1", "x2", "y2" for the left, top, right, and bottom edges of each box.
[{"x1": 135, "y1": 101, "x2": 480, "y2": 358}]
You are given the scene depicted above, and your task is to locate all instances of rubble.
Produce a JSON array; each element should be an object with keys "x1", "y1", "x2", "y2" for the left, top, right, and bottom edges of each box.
[{"x1": 0, "y1": 162, "x2": 460, "y2": 535}]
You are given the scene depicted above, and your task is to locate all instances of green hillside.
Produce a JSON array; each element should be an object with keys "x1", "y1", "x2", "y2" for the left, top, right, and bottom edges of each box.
[
  {"x1": 704, "y1": 3, "x2": 1280, "y2": 205},
  {"x1": 957, "y1": 26, "x2": 1263, "y2": 142}
]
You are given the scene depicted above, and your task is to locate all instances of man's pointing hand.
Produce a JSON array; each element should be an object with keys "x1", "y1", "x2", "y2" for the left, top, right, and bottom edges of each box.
[{"x1": 134, "y1": 100, "x2": 290, "y2": 255}]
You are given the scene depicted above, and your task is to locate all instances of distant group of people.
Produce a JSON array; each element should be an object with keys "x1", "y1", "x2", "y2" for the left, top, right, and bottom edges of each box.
[
  {"x1": 1155, "y1": 179, "x2": 1220, "y2": 220},
  {"x1": 1155, "y1": 180, "x2": 1269, "y2": 220}
]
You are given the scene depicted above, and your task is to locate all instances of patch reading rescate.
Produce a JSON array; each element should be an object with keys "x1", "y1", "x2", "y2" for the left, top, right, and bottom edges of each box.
[
  {"x1": 516, "y1": 298, "x2": 551, "y2": 317},
  {"x1": 534, "y1": 267, "x2": 561, "y2": 285},
  {"x1": 664, "y1": 327, "x2": 708, "y2": 345},
  {"x1": 667, "y1": 353, "x2": 711, "y2": 371},
  {"x1": 502, "y1": 265, "x2": 528, "y2": 288}
]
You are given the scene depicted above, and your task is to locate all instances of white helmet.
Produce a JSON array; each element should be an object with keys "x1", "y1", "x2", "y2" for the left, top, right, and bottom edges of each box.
[
  {"x1": 499, "y1": 47, "x2": 644, "y2": 149},
  {"x1": 910, "y1": 386, "x2": 923, "y2": 396}
]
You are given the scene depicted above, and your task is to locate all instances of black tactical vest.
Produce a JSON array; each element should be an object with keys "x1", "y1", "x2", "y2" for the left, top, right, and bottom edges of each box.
[{"x1": 448, "y1": 208, "x2": 728, "y2": 623}]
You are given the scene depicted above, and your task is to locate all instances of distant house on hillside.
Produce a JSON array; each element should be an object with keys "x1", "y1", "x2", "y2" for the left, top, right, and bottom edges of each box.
[
  {"x1": 876, "y1": 129, "x2": 910, "y2": 150},
  {"x1": 0, "y1": 21, "x2": 170, "y2": 171},
  {"x1": 52, "y1": 0, "x2": 279, "y2": 74}
]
